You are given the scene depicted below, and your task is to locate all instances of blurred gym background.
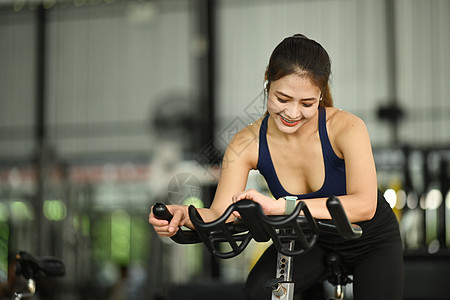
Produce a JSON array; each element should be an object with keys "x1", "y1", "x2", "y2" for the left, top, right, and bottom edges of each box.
[{"x1": 0, "y1": 0, "x2": 449, "y2": 299}]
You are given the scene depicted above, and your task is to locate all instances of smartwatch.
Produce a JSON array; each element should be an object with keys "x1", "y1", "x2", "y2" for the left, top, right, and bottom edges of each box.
[{"x1": 283, "y1": 196, "x2": 298, "y2": 215}]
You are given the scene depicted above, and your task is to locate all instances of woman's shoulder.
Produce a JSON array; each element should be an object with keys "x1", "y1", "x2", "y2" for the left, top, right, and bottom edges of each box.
[
  {"x1": 230, "y1": 116, "x2": 264, "y2": 142},
  {"x1": 325, "y1": 107, "x2": 369, "y2": 156},
  {"x1": 225, "y1": 116, "x2": 265, "y2": 168},
  {"x1": 325, "y1": 107, "x2": 367, "y2": 131}
]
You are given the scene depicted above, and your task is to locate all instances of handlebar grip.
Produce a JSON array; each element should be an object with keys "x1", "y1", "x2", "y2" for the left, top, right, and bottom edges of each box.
[
  {"x1": 326, "y1": 196, "x2": 362, "y2": 240},
  {"x1": 153, "y1": 202, "x2": 173, "y2": 222},
  {"x1": 152, "y1": 202, "x2": 203, "y2": 244}
]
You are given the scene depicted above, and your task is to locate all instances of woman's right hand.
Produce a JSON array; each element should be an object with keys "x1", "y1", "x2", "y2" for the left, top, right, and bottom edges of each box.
[{"x1": 148, "y1": 204, "x2": 189, "y2": 237}]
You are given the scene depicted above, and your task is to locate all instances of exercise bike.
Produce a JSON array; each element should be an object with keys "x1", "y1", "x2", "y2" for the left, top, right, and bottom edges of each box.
[
  {"x1": 153, "y1": 196, "x2": 362, "y2": 300},
  {"x1": 11, "y1": 251, "x2": 65, "y2": 300}
]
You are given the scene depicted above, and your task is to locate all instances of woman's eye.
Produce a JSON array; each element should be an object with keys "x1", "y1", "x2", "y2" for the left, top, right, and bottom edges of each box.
[
  {"x1": 277, "y1": 97, "x2": 288, "y2": 103},
  {"x1": 302, "y1": 103, "x2": 313, "y2": 107}
]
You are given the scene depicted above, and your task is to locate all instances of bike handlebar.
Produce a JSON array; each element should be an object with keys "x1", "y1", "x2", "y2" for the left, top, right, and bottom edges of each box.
[
  {"x1": 153, "y1": 196, "x2": 362, "y2": 258},
  {"x1": 326, "y1": 196, "x2": 363, "y2": 240}
]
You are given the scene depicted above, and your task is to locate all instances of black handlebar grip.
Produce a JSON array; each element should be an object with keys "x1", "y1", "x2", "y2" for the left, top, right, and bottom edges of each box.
[
  {"x1": 153, "y1": 202, "x2": 173, "y2": 222},
  {"x1": 326, "y1": 196, "x2": 363, "y2": 240},
  {"x1": 152, "y1": 203, "x2": 203, "y2": 244}
]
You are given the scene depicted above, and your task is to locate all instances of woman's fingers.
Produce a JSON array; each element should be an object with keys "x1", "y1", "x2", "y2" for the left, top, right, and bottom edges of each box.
[
  {"x1": 233, "y1": 189, "x2": 259, "y2": 203},
  {"x1": 232, "y1": 189, "x2": 280, "y2": 215},
  {"x1": 233, "y1": 189, "x2": 254, "y2": 202},
  {"x1": 168, "y1": 209, "x2": 184, "y2": 233}
]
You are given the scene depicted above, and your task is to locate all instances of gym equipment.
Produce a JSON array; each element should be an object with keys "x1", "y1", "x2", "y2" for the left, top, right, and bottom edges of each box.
[
  {"x1": 11, "y1": 251, "x2": 65, "y2": 300},
  {"x1": 153, "y1": 196, "x2": 362, "y2": 300}
]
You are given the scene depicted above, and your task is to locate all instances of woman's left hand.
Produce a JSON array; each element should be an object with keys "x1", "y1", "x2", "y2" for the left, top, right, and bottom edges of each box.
[{"x1": 232, "y1": 189, "x2": 284, "y2": 216}]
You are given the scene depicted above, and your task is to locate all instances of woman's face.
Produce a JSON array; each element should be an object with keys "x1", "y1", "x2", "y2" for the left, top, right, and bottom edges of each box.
[{"x1": 267, "y1": 74, "x2": 321, "y2": 134}]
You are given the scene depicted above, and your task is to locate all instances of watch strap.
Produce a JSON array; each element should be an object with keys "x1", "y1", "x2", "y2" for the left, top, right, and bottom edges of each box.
[{"x1": 284, "y1": 196, "x2": 298, "y2": 215}]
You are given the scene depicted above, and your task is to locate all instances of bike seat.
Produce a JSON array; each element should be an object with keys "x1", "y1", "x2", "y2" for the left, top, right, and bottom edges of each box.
[
  {"x1": 15, "y1": 251, "x2": 65, "y2": 280},
  {"x1": 325, "y1": 252, "x2": 352, "y2": 286}
]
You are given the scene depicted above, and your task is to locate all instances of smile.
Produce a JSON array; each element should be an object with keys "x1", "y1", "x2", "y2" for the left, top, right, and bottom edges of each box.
[{"x1": 280, "y1": 115, "x2": 301, "y2": 126}]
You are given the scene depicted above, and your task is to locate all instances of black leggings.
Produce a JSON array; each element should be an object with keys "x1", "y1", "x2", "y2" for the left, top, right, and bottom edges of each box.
[{"x1": 244, "y1": 234, "x2": 404, "y2": 300}]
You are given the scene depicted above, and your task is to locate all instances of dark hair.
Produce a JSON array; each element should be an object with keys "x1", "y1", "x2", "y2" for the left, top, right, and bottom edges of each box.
[{"x1": 265, "y1": 34, "x2": 333, "y2": 107}]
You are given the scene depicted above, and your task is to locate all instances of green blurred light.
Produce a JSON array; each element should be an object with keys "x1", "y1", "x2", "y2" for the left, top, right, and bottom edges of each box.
[
  {"x1": 81, "y1": 214, "x2": 90, "y2": 236},
  {"x1": 13, "y1": 0, "x2": 25, "y2": 12},
  {"x1": 182, "y1": 196, "x2": 204, "y2": 208},
  {"x1": 43, "y1": 200, "x2": 67, "y2": 221},
  {"x1": 0, "y1": 222, "x2": 9, "y2": 240},
  {"x1": 72, "y1": 214, "x2": 79, "y2": 230},
  {"x1": 74, "y1": 0, "x2": 87, "y2": 6},
  {"x1": 43, "y1": 0, "x2": 55, "y2": 9},
  {"x1": 92, "y1": 216, "x2": 111, "y2": 262},
  {"x1": 11, "y1": 201, "x2": 33, "y2": 221},
  {"x1": 0, "y1": 241, "x2": 7, "y2": 273},
  {"x1": 73, "y1": 214, "x2": 91, "y2": 236},
  {"x1": 0, "y1": 203, "x2": 9, "y2": 221},
  {"x1": 111, "y1": 210, "x2": 130, "y2": 264}
]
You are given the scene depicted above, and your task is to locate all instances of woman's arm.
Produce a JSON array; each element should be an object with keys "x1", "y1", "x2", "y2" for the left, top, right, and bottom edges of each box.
[
  {"x1": 294, "y1": 110, "x2": 378, "y2": 222},
  {"x1": 200, "y1": 123, "x2": 259, "y2": 221},
  {"x1": 149, "y1": 122, "x2": 259, "y2": 235}
]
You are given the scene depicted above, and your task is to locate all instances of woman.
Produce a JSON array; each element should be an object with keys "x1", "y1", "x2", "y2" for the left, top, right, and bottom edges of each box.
[{"x1": 149, "y1": 34, "x2": 404, "y2": 299}]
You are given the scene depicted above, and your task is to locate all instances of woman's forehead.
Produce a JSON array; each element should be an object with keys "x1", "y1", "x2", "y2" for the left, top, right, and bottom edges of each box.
[{"x1": 271, "y1": 74, "x2": 321, "y2": 96}]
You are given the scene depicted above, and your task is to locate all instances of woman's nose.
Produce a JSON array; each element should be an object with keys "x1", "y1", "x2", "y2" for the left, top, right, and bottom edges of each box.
[{"x1": 284, "y1": 102, "x2": 302, "y2": 119}]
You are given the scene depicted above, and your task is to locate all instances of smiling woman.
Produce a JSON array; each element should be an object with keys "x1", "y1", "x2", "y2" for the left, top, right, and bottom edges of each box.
[{"x1": 149, "y1": 34, "x2": 404, "y2": 300}]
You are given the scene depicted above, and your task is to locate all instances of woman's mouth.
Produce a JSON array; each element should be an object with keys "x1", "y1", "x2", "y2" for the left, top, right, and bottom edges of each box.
[{"x1": 280, "y1": 115, "x2": 301, "y2": 127}]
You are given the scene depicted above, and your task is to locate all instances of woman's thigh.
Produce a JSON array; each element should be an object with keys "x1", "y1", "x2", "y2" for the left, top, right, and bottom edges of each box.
[{"x1": 352, "y1": 238, "x2": 404, "y2": 300}]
